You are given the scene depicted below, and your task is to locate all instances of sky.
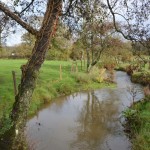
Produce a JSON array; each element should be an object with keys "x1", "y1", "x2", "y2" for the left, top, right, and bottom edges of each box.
[
  {"x1": 1, "y1": 0, "x2": 24, "y2": 46},
  {"x1": 5, "y1": 28, "x2": 25, "y2": 46},
  {"x1": 1, "y1": 0, "x2": 45, "y2": 46}
]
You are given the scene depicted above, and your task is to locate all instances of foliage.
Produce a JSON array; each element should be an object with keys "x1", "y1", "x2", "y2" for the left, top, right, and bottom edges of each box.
[
  {"x1": 47, "y1": 24, "x2": 72, "y2": 60},
  {"x1": 123, "y1": 108, "x2": 138, "y2": 122},
  {"x1": 89, "y1": 66, "x2": 106, "y2": 83},
  {"x1": 100, "y1": 55, "x2": 117, "y2": 71},
  {"x1": 70, "y1": 40, "x2": 85, "y2": 60},
  {"x1": 55, "y1": 79, "x2": 76, "y2": 95},
  {"x1": 0, "y1": 113, "x2": 13, "y2": 135},
  {"x1": 73, "y1": 72, "x2": 91, "y2": 84},
  {"x1": 131, "y1": 72, "x2": 150, "y2": 86},
  {"x1": 107, "y1": 0, "x2": 150, "y2": 51}
]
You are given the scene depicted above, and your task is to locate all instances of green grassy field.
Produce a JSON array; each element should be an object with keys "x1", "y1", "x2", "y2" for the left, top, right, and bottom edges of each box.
[{"x1": 0, "y1": 59, "x2": 114, "y2": 117}]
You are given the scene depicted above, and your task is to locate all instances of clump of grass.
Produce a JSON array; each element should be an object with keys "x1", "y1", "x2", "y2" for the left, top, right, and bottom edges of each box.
[
  {"x1": 0, "y1": 112, "x2": 13, "y2": 135},
  {"x1": 89, "y1": 66, "x2": 106, "y2": 83},
  {"x1": 73, "y1": 72, "x2": 91, "y2": 84},
  {"x1": 54, "y1": 79, "x2": 76, "y2": 95}
]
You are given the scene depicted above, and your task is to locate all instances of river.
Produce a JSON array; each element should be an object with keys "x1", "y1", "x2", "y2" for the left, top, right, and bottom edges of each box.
[{"x1": 26, "y1": 71, "x2": 144, "y2": 150}]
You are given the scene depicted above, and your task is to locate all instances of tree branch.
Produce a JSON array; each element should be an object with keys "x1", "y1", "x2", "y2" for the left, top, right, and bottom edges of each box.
[
  {"x1": 0, "y1": 2, "x2": 38, "y2": 36},
  {"x1": 19, "y1": 0, "x2": 35, "y2": 16},
  {"x1": 106, "y1": 0, "x2": 136, "y2": 41}
]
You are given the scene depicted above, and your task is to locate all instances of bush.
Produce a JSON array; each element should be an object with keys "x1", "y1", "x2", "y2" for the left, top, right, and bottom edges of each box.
[
  {"x1": 55, "y1": 80, "x2": 75, "y2": 95},
  {"x1": 73, "y1": 73, "x2": 91, "y2": 84},
  {"x1": 89, "y1": 66, "x2": 106, "y2": 83},
  {"x1": 131, "y1": 72, "x2": 150, "y2": 86},
  {"x1": 99, "y1": 58, "x2": 117, "y2": 71}
]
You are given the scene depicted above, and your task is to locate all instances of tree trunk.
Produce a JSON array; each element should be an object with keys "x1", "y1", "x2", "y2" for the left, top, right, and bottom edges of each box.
[
  {"x1": 0, "y1": 25, "x2": 2, "y2": 51},
  {"x1": 0, "y1": 0, "x2": 62, "y2": 149},
  {"x1": 149, "y1": 60, "x2": 150, "y2": 70},
  {"x1": 86, "y1": 48, "x2": 90, "y2": 72}
]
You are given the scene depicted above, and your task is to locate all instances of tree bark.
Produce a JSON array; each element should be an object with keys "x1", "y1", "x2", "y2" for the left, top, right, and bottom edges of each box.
[
  {"x1": 0, "y1": 25, "x2": 2, "y2": 51},
  {"x1": 0, "y1": 0, "x2": 62, "y2": 149}
]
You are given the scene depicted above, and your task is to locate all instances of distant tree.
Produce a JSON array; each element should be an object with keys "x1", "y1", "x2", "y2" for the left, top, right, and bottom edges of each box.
[
  {"x1": 72, "y1": 0, "x2": 115, "y2": 71},
  {"x1": 70, "y1": 39, "x2": 85, "y2": 60},
  {"x1": 81, "y1": 21, "x2": 115, "y2": 71},
  {"x1": 0, "y1": 11, "x2": 8, "y2": 51},
  {"x1": 131, "y1": 41, "x2": 149, "y2": 68},
  {"x1": 104, "y1": 38, "x2": 132, "y2": 66},
  {"x1": 18, "y1": 23, "x2": 72, "y2": 60},
  {"x1": 47, "y1": 24, "x2": 72, "y2": 60}
]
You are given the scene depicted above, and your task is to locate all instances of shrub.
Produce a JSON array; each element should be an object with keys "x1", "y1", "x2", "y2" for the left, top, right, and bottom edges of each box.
[
  {"x1": 131, "y1": 72, "x2": 150, "y2": 86},
  {"x1": 73, "y1": 73, "x2": 91, "y2": 84},
  {"x1": 89, "y1": 66, "x2": 106, "y2": 83},
  {"x1": 55, "y1": 80, "x2": 75, "y2": 95}
]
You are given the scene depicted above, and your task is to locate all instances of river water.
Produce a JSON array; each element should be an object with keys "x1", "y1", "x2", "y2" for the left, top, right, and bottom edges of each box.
[{"x1": 26, "y1": 71, "x2": 144, "y2": 150}]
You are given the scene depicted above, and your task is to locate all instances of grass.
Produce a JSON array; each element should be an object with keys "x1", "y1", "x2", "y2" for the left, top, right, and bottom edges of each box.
[
  {"x1": 123, "y1": 97, "x2": 150, "y2": 150},
  {"x1": 0, "y1": 59, "x2": 114, "y2": 117}
]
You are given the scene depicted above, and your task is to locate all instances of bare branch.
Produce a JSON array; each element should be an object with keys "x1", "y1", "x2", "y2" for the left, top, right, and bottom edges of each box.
[
  {"x1": 0, "y1": 2, "x2": 38, "y2": 36},
  {"x1": 106, "y1": 0, "x2": 136, "y2": 41},
  {"x1": 19, "y1": 0, "x2": 35, "y2": 16}
]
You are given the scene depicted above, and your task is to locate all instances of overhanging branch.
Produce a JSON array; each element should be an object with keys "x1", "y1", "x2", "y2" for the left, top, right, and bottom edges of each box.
[
  {"x1": 0, "y1": 2, "x2": 38, "y2": 36},
  {"x1": 106, "y1": 0, "x2": 136, "y2": 41},
  {"x1": 19, "y1": 0, "x2": 35, "y2": 16}
]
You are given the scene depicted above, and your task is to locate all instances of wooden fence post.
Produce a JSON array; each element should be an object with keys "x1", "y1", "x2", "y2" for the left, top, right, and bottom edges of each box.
[
  {"x1": 76, "y1": 63, "x2": 78, "y2": 73},
  {"x1": 71, "y1": 63, "x2": 74, "y2": 73},
  {"x1": 81, "y1": 60, "x2": 82, "y2": 71},
  {"x1": 84, "y1": 59, "x2": 86, "y2": 67},
  {"x1": 12, "y1": 71, "x2": 17, "y2": 96},
  {"x1": 60, "y1": 64, "x2": 62, "y2": 80}
]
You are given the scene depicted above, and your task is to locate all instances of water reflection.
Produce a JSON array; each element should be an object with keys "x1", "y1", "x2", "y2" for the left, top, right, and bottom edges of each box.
[
  {"x1": 71, "y1": 91, "x2": 120, "y2": 150},
  {"x1": 26, "y1": 71, "x2": 144, "y2": 150}
]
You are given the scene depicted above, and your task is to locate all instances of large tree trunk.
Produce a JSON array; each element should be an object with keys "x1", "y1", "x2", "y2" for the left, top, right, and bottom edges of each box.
[
  {"x1": 0, "y1": 26, "x2": 2, "y2": 51},
  {"x1": 0, "y1": 0, "x2": 62, "y2": 149},
  {"x1": 149, "y1": 60, "x2": 150, "y2": 70}
]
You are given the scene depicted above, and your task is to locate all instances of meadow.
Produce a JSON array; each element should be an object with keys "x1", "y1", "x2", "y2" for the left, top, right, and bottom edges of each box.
[{"x1": 0, "y1": 59, "x2": 113, "y2": 117}]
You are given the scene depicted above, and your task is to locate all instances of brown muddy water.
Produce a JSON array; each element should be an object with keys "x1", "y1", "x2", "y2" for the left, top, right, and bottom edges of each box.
[{"x1": 26, "y1": 71, "x2": 144, "y2": 150}]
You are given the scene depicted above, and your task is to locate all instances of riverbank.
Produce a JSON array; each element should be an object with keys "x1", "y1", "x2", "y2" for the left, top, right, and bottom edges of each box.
[
  {"x1": 117, "y1": 64, "x2": 150, "y2": 150},
  {"x1": 0, "y1": 59, "x2": 114, "y2": 118},
  {"x1": 116, "y1": 63, "x2": 150, "y2": 86},
  {"x1": 123, "y1": 96, "x2": 150, "y2": 150}
]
